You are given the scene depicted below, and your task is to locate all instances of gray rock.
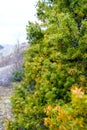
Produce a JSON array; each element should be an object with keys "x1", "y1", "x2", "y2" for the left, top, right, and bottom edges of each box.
[{"x1": 0, "y1": 65, "x2": 13, "y2": 86}]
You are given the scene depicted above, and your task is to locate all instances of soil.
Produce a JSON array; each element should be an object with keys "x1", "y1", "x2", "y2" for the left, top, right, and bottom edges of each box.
[{"x1": 0, "y1": 86, "x2": 13, "y2": 130}]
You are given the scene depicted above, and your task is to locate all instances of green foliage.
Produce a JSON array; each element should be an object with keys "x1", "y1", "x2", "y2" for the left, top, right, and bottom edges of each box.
[
  {"x1": 5, "y1": 0, "x2": 87, "y2": 129},
  {"x1": 44, "y1": 85, "x2": 87, "y2": 130},
  {"x1": 12, "y1": 69, "x2": 24, "y2": 82},
  {"x1": 26, "y1": 22, "x2": 44, "y2": 44}
]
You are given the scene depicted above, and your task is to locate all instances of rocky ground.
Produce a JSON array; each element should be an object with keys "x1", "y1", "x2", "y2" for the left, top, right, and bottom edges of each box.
[
  {"x1": 0, "y1": 86, "x2": 13, "y2": 130},
  {"x1": 0, "y1": 43, "x2": 28, "y2": 129},
  {"x1": 0, "y1": 65, "x2": 14, "y2": 87}
]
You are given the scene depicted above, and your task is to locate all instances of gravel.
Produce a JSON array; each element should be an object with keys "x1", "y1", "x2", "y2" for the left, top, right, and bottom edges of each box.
[{"x1": 0, "y1": 86, "x2": 13, "y2": 130}]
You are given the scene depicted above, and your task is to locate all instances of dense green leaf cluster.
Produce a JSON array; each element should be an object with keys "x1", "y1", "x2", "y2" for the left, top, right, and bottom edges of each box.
[
  {"x1": 44, "y1": 86, "x2": 87, "y2": 130},
  {"x1": 12, "y1": 69, "x2": 24, "y2": 82},
  {"x1": 5, "y1": 0, "x2": 87, "y2": 129}
]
